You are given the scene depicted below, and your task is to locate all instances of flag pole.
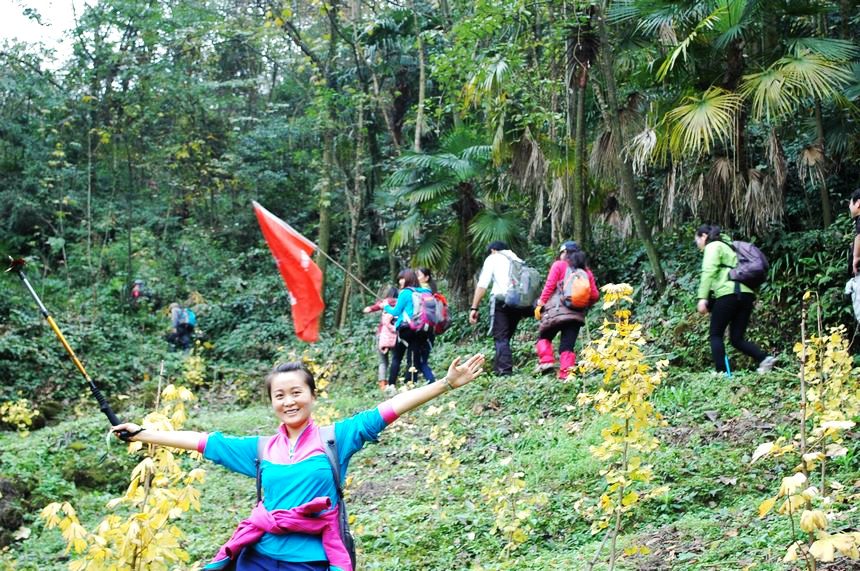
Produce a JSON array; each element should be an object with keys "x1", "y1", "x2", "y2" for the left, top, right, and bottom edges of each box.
[{"x1": 313, "y1": 247, "x2": 379, "y2": 298}]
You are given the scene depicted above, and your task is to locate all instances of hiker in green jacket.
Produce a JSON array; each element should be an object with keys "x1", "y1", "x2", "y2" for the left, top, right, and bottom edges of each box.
[{"x1": 695, "y1": 225, "x2": 776, "y2": 374}]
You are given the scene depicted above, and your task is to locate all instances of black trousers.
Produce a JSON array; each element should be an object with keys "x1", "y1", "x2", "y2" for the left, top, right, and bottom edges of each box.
[
  {"x1": 491, "y1": 303, "x2": 532, "y2": 375},
  {"x1": 709, "y1": 292, "x2": 767, "y2": 372},
  {"x1": 387, "y1": 327, "x2": 431, "y2": 385},
  {"x1": 538, "y1": 321, "x2": 583, "y2": 353}
]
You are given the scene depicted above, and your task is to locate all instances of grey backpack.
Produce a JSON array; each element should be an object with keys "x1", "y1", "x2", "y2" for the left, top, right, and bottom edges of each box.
[{"x1": 727, "y1": 241, "x2": 769, "y2": 289}]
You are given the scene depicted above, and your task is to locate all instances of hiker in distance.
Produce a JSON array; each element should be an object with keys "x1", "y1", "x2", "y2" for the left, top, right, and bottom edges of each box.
[
  {"x1": 383, "y1": 269, "x2": 435, "y2": 391},
  {"x1": 695, "y1": 225, "x2": 776, "y2": 374},
  {"x1": 112, "y1": 353, "x2": 486, "y2": 571},
  {"x1": 468, "y1": 241, "x2": 536, "y2": 376}
]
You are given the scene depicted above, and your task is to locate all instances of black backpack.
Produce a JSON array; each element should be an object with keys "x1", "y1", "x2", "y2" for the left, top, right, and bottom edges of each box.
[{"x1": 255, "y1": 426, "x2": 356, "y2": 568}]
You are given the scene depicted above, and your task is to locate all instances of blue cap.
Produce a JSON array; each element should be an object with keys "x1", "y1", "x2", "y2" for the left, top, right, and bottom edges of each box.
[{"x1": 559, "y1": 241, "x2": 578, "y2": 252}]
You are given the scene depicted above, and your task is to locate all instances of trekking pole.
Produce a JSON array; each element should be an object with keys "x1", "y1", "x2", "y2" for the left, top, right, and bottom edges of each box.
[
  {"x1": 5, "y1": 257, "x2": 131, "y2": 440},
  {"x1": 724, "y1": 355, "x2": 732, "y2": 378}
]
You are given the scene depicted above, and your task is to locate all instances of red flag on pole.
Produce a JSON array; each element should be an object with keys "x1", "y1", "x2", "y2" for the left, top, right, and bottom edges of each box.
[{"x1": 252, "y1": 201, "x2": 324, "y2": 342}]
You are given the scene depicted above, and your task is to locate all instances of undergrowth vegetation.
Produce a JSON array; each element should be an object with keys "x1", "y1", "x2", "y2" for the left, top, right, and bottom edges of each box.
[{"x1": 1, "y1": 263, "x2": 858, "y2": 569}]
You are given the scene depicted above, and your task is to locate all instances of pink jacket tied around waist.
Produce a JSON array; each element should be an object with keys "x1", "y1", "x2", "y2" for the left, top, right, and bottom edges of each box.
[{"x1": 204, "y1": 497, "x2": 351, "y2": 571}]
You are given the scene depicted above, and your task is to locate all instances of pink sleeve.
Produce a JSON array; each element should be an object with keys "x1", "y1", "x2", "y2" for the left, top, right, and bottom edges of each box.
[
  {"x1": 378, "y1": 403, "x2": 400, "y2": 425},
  {"x1": 539, "y1": 261, "x2": 566, "y2": 305},
  {"x1": 364, "y1": 299, "x2": 384, "y2": 313},
  {"x1": 197, "y1": 433, "x2": 209, "y2": 454},
  {"x1": 587, "y1": 269, "x2": 600, "y2": 305}
]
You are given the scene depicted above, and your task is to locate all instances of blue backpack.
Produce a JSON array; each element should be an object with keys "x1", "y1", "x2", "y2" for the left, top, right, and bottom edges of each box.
[{"x1": 181, "y1": 308, "x2": 197, "y2": 327}]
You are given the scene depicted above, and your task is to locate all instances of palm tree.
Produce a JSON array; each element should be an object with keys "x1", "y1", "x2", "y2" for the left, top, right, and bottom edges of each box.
[
  {"x1": 629, "y1": 0, "x2": 858, "y2": 231},
  {"x1": 382, "y1": 128, "x2": 521, "y2": 303}
]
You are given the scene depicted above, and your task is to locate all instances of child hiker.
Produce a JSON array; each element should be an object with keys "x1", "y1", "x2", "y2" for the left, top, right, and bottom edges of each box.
[{"x1": 362, "y1": 286, "x2": 399, "y2": 391}]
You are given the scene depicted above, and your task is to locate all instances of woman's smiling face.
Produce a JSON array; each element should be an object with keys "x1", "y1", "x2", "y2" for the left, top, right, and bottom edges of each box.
[{"x1": 269, "y1": 371, "x2": 316, "y2": 429}]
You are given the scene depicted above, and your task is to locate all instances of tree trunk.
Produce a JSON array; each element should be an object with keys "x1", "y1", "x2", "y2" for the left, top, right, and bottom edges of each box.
[
  {"x1": 337, "y1": 102, "x2": 365, "y2": 328},
  {"x1": 814, "y1": 97, "x2": 832, "y2": 227},
  {"x1": 595, "y1": 3, "x2": 665, "y2": 290},
  {"x1": 318, "y1": 136, "x2": 333, "y2": 292},
  {"x1": 411, "y1": 0, "x2": 426, "y2": 153},
  {"x1": 573, "y1": 74, "x2": 588, "y2": 245}
]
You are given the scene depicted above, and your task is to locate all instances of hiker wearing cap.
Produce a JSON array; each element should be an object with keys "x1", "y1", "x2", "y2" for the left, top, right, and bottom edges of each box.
[
  {"x1": 468, "y1": 241, "x2": 534, "y2": 376},
  {"x1": 534, "y1": 241, "x2": 599, "y2": 379}
]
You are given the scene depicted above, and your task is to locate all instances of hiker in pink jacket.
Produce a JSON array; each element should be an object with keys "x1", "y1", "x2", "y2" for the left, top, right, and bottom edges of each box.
[
  {"x1": 534, "y1": 241, "x2": 599, "y2": 379},
  {"x1": 362, "y1": 286, "x2": 399, "y2": 391}
]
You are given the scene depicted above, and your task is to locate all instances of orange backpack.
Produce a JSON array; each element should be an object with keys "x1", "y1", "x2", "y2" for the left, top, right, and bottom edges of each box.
[{"x1": 560, "y1": 267, "x2": 591, "y2": 310}]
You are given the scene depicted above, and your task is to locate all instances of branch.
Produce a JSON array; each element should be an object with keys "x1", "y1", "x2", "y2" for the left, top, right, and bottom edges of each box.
[
  {"x1": 0, "y1": 51, "x2": 63, "y2": 90},
  {"x1": 279, "y1": 19, "x2": 324, "y2": 72}
]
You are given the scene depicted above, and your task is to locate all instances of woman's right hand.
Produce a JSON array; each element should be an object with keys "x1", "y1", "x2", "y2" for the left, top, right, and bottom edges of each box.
[{"x1": 112, "y1": 422, "x2": 142, "y2": 440}]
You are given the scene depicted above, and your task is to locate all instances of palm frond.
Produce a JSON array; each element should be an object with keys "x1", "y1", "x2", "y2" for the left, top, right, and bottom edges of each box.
[
  {"x1": 431, "y1": 154, "x2": 480, "y2": 180},
  {"x1": 656, "y1": 6, "x2": 726, "y2": 81},
  {"x1": 796, "y1": 144, "x2": 826, "y2": 188},
  {"x1": 735, "y1": 169, "x2": 783, "y2": 235},
  {"x1": 607, "y1": 0, "x2": 640, "y2": 24},
  {"x1": 713, "y1": 0, "x2": 752, "y2": 49},
  {"x1": 843, "y1": 62, "x2": 860, "y2": 101},
  {"x1": 665, "y1": 87, "x2": 741, "y2": 157},
  {"x1": 787, "y1": 38, "x2": 860, "y2": 62},
  {"x1": 588, "y1": 129, "x2": 616, "y2": 181},
  {"x1": 509, "y1": 127, "x2": 548, "y2": 194},
  {"x1": 766, "y1": 128, "x2": 787, "y2": 191},
  {"x1": 389, "y1": 211, "x2": 423, "y2": 249},
  {"x1": 624, "y1": 128, "x2": 658, "y2": 175},
  {"x1": 739, "y1": 67, "x2": 798, "y2": 121},
  {"x1": 402, "y1": 181, "x2": 455, "y2": 205},
  {"x1": 413, "y1": 229, "x2": 454, "y2": 269},
  {"x1": 461, "y1": 145, "x2": 492, "y2": 162},
  {"x1": 777, "y1": 51, "x2": 854, "y2": 101},
  {"x1": 382, "y1": 168, "x2": 421, "y2": 190},
  {"x1": 468, "y1": 209, "x2": 520, "y2": 255}
]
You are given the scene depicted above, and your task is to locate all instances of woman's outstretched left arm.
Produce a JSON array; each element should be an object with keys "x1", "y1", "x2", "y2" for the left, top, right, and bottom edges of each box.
[{"x1": 384, "y1": 353, "x2": 485, "y2": 417}]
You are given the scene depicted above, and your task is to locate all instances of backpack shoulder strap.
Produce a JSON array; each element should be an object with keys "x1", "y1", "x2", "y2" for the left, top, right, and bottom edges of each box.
[
  {"x1": 318, "y1": 424, "x2": 343, "y2": 499},
  {"x1": 255, "y1": 436, "x2": 268, "y2": 504}
]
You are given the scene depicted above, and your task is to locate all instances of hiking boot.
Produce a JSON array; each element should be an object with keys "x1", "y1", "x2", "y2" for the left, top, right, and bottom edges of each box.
[
  {"x1": 383, "y1": 384, "x2": 398, "y2": 396},
  {"x1": 535, "y1": 362, "x2": 557, "y2": 374},
  {"x1": 757, "y1": 356, "x2": 777, "y2": 374}
]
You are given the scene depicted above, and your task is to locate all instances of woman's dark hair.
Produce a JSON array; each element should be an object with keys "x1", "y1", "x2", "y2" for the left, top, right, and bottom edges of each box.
[
  {"x1": 851, "y1": 188, "x2": 860, "y2": 203},
  {"x1": 565, "y1": 249, "x2": 587, "y2": 270},
  {"x1": 398, "y1": 269, "x2": 419, "y2": 288},
  {"x1": 417, "y1": 267, "x2": 437, "y2": 293},
  {"x1": 487, "y1": 240, "x2": 508, "y2": 253},
  {"x1": 696, "y1": 224, "x2": 722, "y2": 244},
  {"x1": 265, "y1": 362, "x2": 316, "y2": 400},
  {"x1": 384, "y1": 286, "x2": 399, "y2": 299}
]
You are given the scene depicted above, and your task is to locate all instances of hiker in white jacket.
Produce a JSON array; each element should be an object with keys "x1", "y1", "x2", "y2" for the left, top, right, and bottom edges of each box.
[{"x1": 468, "y1": 241, "x2": 532, "y2": 376}]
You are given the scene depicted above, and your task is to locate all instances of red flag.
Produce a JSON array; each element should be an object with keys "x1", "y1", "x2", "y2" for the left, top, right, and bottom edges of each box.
[{"x1": 253, "y1": 201, "x2": 324, "y2": 342}]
